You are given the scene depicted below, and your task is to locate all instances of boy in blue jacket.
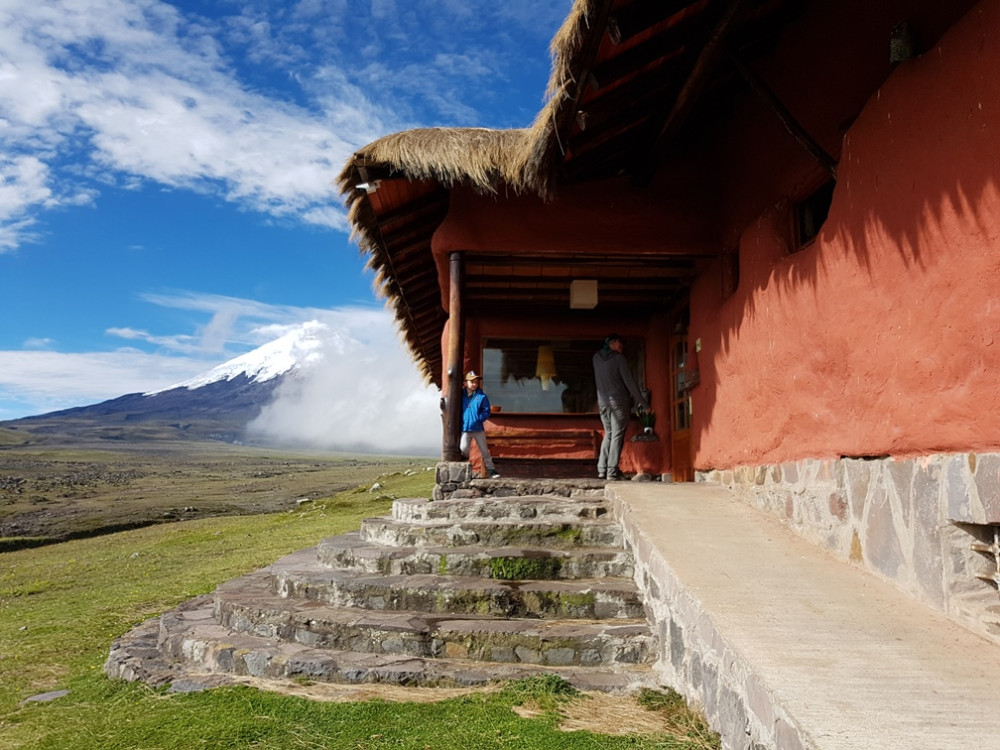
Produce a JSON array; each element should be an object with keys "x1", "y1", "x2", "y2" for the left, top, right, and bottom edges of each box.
[{"x1": 461, "y1": 371, "x2": 500, "y2": 479}]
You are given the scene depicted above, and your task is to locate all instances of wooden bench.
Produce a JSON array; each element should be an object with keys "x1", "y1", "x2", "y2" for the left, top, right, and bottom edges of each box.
[{"x1": 486, "y1": 427, "x2": 600, "y2": 460}]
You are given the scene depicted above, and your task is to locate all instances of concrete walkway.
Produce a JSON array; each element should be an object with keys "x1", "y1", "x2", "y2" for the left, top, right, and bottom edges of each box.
[{"x1": 608, "y1": 481, "x2": 1000, "y2": 750}]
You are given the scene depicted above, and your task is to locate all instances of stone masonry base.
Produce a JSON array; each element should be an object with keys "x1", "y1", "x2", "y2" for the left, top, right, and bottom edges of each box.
[{"x1": 698, "y1": 452, "x2": 1000, "y2": 645}]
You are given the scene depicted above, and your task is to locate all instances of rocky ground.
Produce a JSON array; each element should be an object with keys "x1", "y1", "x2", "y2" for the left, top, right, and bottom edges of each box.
[{"x1": 0, "y1": 439, "x2": 431, "y2": 548}]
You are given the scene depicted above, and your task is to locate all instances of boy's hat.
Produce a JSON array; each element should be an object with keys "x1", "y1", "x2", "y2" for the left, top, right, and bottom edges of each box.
[{"x1": 464, "y1": 371, "x2": 482, "y2": 381}]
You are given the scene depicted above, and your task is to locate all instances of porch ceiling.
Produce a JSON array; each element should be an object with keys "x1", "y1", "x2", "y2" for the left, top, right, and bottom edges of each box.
[
  {"x1": 463, "y1": 253, "x2": 697, "y2": 316},
  {"x1": 554, "y1": 0, "x2": 806, "y2": 185}
]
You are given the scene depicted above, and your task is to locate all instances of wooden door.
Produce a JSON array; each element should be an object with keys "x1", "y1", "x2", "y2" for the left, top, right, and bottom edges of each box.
[{"x1": 669, "y1": 332, "x2": 694, "y2": 482}]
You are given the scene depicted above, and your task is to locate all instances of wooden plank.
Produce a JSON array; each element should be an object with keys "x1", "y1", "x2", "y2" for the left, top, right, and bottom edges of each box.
[
  {"x1": 608, "y1": 0, "x2": 700, "y2": 44},
  {"x1": 592, "y1": 10, "x2": 707, "y2": 89}
]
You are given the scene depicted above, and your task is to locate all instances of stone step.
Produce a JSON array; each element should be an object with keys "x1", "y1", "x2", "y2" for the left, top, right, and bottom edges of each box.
[
  {"x1": 360, "y1": 516, "x2": 624, "y2": 549},
  {"x1": 317, "y1": 532, "x2": 634, "y2": 579},
  {"x1": 103, "y1": 482, "x2": 659, "y2": 700},
  {"x1": 212, "y1": 572, "x2": 655, "y2": 667},
  {"x1": 269, "y1": 550, "x2": 646, "y2": 620},
  {"x1": 469, "y1": 478, "x2": 608, "y2": 500},
  {"x1": 392, "y1": 495, "x2": 612, "y2": 524},
  {"x1": 147, "y1": 598, "x2": 654, "y2": 693}
]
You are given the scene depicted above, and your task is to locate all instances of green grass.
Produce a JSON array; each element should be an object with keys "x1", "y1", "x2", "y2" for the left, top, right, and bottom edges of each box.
[{"x1": 0, "y1": 466, "x2": 718, "y2": 750}]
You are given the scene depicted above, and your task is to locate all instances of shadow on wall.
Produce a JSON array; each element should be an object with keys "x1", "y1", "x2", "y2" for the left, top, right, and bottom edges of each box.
[{"x1": 688, "y1": 0, "x2": 1000, "y2": 467}]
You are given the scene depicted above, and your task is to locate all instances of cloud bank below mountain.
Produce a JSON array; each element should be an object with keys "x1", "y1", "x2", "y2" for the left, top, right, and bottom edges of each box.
[{"x1": 245, "y1": 316, "x2": 441, "y2": 456}]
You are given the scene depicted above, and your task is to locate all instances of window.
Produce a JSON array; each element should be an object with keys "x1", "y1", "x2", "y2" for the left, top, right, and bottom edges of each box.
[
  {"x1": 721, "y1": 250, "x2": 740, "y2": 298},
  {"x1": 482, "y1": 338, "x2": 644, "y2": 414},
  {"x1": 794, "y1": 179, "x2": 835, "y2": 250}
]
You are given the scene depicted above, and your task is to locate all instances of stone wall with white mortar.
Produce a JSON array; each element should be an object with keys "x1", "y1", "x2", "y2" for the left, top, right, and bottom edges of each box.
[{"x1": 698, "y1": 453, "x2": 1000, "y2": 645}]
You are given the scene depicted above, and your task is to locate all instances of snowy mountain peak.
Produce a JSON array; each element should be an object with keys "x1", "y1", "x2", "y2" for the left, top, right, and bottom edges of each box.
[{"x1": 145, "y1": 321, "x2": 327, "y2": 395}]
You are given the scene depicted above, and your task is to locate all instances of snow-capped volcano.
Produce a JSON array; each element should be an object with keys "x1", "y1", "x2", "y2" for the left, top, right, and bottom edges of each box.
[
  {"x1": 0, "y1": 315, "x2": 440, "y2": 453},
  {"x1": 146, "y1": 320, "x2": 327, "y2": 395},
  {"x1": 2, "y1": 321, "x2": 335, "y2": 445}
]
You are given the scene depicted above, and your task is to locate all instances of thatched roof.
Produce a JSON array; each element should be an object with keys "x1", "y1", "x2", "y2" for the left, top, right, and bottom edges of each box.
[
  {"x1": 335, "y1": 1, "x2": 610, "y2": 384},
  {"x1": 338, "y1": 127, "x2": 535, "y2": 197},
  {"x1": 338, "y1": 0, "x2": 807, "y2": 383},
  {"x1": 337, "y1": 127, "x2": 541, "y2": 385},
  {"x1": 338, "y1": 0, "x2": 604, "y2": 207}
]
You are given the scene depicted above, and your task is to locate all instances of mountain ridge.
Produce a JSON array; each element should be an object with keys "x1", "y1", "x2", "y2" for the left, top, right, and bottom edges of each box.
[{"x1": 0, "y1": 323, "x2": 328, "y2": 446}]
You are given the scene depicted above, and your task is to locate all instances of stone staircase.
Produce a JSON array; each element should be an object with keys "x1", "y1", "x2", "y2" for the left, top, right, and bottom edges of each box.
[{"x1": 105, "y1": 482, "x2": 658, "y2": 693}]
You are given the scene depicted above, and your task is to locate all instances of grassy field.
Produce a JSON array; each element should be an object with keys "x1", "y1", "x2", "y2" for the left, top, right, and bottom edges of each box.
[
  {"x1": 0, "y1": 446, "x2": 719, "y2": 749},
  {"x1": 0, "y1": 439, "x2": 430, "y2": 547}
]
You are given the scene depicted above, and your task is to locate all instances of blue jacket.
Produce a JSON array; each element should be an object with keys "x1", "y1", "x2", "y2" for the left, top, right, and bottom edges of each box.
[{"x1": 462, "y1": 388, "x2": 492, "y2": 432}]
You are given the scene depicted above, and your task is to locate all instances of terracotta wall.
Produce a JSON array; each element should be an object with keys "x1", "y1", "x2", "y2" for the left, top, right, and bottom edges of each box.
[{"x1": 690, "y1": 0, "x2": 1000, "y2": 469}]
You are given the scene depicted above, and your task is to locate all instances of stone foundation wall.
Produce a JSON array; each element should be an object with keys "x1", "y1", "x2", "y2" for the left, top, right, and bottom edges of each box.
[
  {"x1": 433, "y1": 461, "x2": 473, "y2": 501},
  {"x1": 614, "y1": 499, "x2": 804, "y2": 750},
  {"x1": 698, "y1": 453, "x2": 1000, "y2": 644}
]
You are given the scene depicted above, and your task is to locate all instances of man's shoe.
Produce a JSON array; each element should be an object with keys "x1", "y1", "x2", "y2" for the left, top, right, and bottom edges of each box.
[{"x1": 490, "y1": 472, "x2": 501, "y2": 479}]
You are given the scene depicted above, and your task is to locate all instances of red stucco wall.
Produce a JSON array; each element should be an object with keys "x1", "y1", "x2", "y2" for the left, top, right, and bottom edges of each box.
[{"x1": 691, "y1": 0, "x2": 1000, "y2": 468}]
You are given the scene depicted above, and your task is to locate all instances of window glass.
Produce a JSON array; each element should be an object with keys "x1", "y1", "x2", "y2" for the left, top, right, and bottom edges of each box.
[{"x1": 482, "y1": 338, "x2": 643, "y2": 414}]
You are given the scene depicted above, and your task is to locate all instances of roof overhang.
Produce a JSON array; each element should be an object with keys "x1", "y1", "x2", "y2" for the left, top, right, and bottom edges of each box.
[{"x1": 341, "y1": 0, "x2": 964, "y2": 386}]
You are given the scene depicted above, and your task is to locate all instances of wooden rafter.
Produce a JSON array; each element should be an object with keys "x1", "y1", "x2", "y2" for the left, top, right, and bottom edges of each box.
[
  {"x1": 649, "y1": 0, "x2": 756, "y2": 168},
  {"x1": 607, "y1": 0, "x2": 702, "y2": 45},
  {"x1": 727, "y1": 50, "x2": 838, "y2": 179}
]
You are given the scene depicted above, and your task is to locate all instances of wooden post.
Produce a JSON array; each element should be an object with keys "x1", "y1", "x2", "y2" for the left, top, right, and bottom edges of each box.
[{"x1": 442, "y1": 252, "x2": 465, "y2": 461}]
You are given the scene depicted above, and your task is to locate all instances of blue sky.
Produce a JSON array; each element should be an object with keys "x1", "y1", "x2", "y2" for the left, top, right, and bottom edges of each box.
[{"x1": 0, "y1": 0, "x2": 569, "y2": 444}]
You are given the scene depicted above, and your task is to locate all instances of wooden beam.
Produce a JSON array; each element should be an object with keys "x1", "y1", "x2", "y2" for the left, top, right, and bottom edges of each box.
[
  {"x1": 653, "y1": 0, "x2": 755, "y2": 157},
  {"x1": 607, "y1": 0, "x2": 698, "y2": 45},
  {"x1": 443, "y1": 252, "x2": 465, "y2": 462},
  {"x1": 572, "y1": 73, "x2": 675, "y2": 136},
  {"x1": 728, "y1": 50, "x2": 838, "y2": 180},
  {"x1": 465, "y1": 255, "x2": 700, "y2": 268},
  {"x1": 465, "y1": 273, "x2": 695, "y2": 289},
  {"x1": 592, "y1": 13, "x2": 702, "y2": 89},
  {"x1": 551, "y1": 0, "x2": 617, "y2": 157}
]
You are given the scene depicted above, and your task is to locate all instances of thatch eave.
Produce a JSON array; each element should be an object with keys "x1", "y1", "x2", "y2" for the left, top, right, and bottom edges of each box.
[
  {"x1": 335, "y1": 0, "x2": 607, "y2": 385},
  {"x1": 338, "y1": 127, "x2": 541, "y2": 199}
]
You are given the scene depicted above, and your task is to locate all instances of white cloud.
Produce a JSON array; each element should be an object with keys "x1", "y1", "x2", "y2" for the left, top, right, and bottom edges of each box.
[
  {"x1": 0, "y1": 348, "x2": 214, "y2": 419},
  {"x1": 246, "y1": 313, "x2": 440, "y2": 454},
  {"x1": 135, "y1": 290, "x2": 344, "y2": 350},
  {"x1": 0, "y1": 0, "x2": 394, "y2": 251},
  {"x1": 105, "y1": 326, "x2": 201, "y2": 353},
  {"x1": 0, "y1": 155, "x2": 52, "y2": 250},
  {"x1": 0, "y1": 291, "x2": 441, "y2": 454},
  {"x1": 23, "y1": 337, "x2": 55, "y2": 349},
  {"x1": 0, "y1": 0, "x2": 569, "y2": 251}
]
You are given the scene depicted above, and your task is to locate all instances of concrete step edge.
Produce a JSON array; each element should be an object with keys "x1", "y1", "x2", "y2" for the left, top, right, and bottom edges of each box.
[
  {"x1": 213, "y1": 594, "x2": 657, "y2": 666},
  {"x1": 359, "y1": 517, "x2": 624, "y2": 549}
]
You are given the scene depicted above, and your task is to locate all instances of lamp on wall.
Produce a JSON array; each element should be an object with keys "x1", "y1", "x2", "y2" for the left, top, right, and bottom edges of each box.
[
  {"x1": 570, "y1": 279, "x2": 598, "y2": 309},
  {"x1": 535, "y1": 345, "x2": 557, "y2": 390}
]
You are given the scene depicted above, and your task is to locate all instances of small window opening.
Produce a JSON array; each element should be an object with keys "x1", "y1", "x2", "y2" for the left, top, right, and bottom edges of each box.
[
  {"x1": 794, "y1": 179, "x2": 835, "y2": 250},
  {"x1": 966, "y1": 523, "x2": 1000, "y2": 592},
  {"x1": 950, "y1": 522, "x2": 1000, "y2": 637},
  {"x1": 721, "y1": 250, "x2": 740, "y2": 299}
]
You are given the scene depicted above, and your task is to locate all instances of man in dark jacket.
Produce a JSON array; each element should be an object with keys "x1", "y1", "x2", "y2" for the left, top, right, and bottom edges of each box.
[
  {"x1": 461, "y1": 371, "x2": 500, "y2": 479},
  {"x1": 593, "y1": 334, "x2": 649, "y2": 480}
]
